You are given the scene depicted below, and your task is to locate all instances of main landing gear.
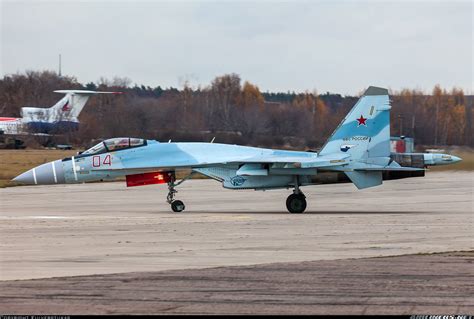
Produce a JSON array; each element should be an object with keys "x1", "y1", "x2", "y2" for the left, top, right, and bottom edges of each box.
[
  {"x1": 166, "y1": 172, "x2": 195, "y2": 212},
  {"x1": 286, "y1": 177, "x2": 307, "y2": 214}
]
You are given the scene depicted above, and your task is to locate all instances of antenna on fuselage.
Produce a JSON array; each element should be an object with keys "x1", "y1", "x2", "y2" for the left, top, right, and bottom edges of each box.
[
  {"x1": 168, "y1": 139, "x2": 171, "y2": 143},
  {"x1": 210, "y1": 137, "x2": 216, "y2": 143}
]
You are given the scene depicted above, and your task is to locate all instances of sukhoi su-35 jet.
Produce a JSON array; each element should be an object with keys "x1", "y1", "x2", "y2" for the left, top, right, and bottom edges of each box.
[{"x1": 13, "y1": 86, "x2": 462, "y2": 213}]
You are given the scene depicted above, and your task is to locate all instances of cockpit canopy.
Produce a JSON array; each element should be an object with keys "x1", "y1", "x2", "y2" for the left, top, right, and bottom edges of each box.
[{"x1": 82, "y1": 137, "x2": 147, "y2": 155}]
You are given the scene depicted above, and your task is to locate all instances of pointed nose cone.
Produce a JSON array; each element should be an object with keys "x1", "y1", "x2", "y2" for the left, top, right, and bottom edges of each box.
[
  {"x1": 451, "y1": 155, "x2": 462, "y2": 163},
  {"x1": 12, "y1": 170, "x2": 36, "y2": 185},
  {"x1": 12, "y1": 160, "x2": 65, "y2": 185}
]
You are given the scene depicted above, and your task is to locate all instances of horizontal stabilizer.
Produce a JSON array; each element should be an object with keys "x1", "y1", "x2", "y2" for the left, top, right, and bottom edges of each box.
[
  {"x1": 345, "y1": 171, "x2": 382, "y2": 189},
  {"x1": 54, "y1": 90, "x2": 123, "y2": 95}
]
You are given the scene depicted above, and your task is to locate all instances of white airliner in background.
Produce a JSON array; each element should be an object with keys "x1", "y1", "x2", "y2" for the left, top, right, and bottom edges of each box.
[{"x1": 0, "y1": 90, "x2": 121, "y2": 135}]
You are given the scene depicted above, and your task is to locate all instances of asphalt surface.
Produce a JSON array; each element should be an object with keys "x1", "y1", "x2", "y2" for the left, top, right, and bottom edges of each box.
[
  {"x1": 0, "y1": 252, "x2": 473, "y2": 314},
  {"x1": 1, "y1": 171, "x2": 472, "y2": 281},
  {"x1": 0, "y1": 171, "x2": 472, "y2": 314}
]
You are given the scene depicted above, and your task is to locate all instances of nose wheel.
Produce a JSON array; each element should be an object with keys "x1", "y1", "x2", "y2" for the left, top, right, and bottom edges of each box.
[
  {"x1": 167, "y1": 181, "x2": 185, "y2": 212},
  {"x1": 166, "y1": 172, "x2": 195, "y2": 213},
  {"x1": 171, "y1": 200, "x2": 185, "y2": 212}
]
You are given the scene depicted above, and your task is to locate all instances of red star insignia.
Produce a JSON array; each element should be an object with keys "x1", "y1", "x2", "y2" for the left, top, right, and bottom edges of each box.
[
  {"x1": 357, "y1": 115, "x2": 367, "y2": 127},
  {"x1": 62, "y1": 101, "x2": 70, "y2": 112}
]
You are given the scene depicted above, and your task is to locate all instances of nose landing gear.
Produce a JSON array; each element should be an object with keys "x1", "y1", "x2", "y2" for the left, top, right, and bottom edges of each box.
[
  {"x1": 167, "y1": 179, "x2": 185, "y2": 212},
  {"x1": 166, "y1": 172, "x2": 195, "y2": 212}
]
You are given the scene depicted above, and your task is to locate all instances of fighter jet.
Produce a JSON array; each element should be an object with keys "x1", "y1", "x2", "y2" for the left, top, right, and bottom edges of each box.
[{"x1": 13, "y1": 86, "x2": 462, "y2": 213}]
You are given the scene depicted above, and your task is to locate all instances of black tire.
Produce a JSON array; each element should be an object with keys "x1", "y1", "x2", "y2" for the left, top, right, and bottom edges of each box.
[
  {"x1": 171, "y1": 200, "x2": 185, "y2": 212},
  {"x1": 286, "y1": 194, "x2": 307, "y2": 214}
]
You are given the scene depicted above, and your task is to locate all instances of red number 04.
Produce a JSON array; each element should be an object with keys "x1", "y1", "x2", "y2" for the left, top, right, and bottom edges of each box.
[
  {"x1": 92, "y1": 155, "x2": 112, "y2": 167},
  {"x1": 103, "y1": 155, "x2": 111, "y2": 165}
]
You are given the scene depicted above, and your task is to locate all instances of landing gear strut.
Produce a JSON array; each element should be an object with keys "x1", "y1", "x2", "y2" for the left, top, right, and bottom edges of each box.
[
  {"x1": 286, "y1": 177, "x2": 307, "y2": 214},
  {"x1": 166, "y1": 172, "x2": 195, "y2": 212}
]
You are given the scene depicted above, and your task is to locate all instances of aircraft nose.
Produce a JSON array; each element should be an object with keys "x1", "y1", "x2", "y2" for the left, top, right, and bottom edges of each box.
[
  {"x1": 12, "y1": 160, "x2": 65, "y2": 185},
  {"x1": 12, "y1": 170, "x2": 35, "y2": 185},
  {"x1": 451, "y1": 155, "x2": 462, "y2": 163}
]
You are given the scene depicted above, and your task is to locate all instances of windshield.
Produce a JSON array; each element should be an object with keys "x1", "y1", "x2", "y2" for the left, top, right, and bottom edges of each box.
[{"x1": 82, "y1": 142, "x2": 106, "y2": 155}]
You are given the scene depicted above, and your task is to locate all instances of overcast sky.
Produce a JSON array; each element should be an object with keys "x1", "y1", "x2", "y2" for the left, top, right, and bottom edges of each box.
[{"x1": 1, "y1": 0, "x2": 472, "y2": 95}]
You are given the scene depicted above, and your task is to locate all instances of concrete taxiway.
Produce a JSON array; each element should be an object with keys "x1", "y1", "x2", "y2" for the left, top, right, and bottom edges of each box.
[
  {"x1": 1, "y1": 252, "x2": 473, "y2": 314},
  {"x1": 0, "y1": 171, "x2": 472, "y2": 281}
]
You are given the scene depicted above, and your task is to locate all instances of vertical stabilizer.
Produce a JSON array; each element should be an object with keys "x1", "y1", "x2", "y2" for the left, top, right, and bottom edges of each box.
[
  {"x1": 48, "y1": 92, "x2": 91, "y2": 122},
  {"x1": 48, "y1": 90, "x2": 121, "y2": 122},
  {"x1": 18, "y1": 90, "x2": 121, "y2": 133},
  {"x1": 319, "y1": 86, "x2": 391, "y2": 159}
]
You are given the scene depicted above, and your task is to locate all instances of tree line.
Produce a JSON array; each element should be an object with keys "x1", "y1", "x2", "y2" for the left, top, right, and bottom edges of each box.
[{"x1": 0, "y1": 70, "x2": 472, "y2": 149}]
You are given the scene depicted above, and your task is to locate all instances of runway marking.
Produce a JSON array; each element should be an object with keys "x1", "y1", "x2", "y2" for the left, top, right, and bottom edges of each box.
[
  {"x1": 32, "y1": 168, "x2": 37, "y2": 185},
  {"x1": 71, "y1": 156, "x2": 78, "y2": 181},
  {"x1": 0, "y1": 215, "x2": 156, "y2": 220},
  {"x1": 31, "y1": 216, "x2": 69, "y2": 219},
  {"x1": 207, "y1": 215, "x2": 252, "y2": 220},
  {"x1": 0, "y1": 216, "x2": 71, "y2": 220},
  {"x1": 51, "y1": 162, "x2": 57, "y2": 183}
]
